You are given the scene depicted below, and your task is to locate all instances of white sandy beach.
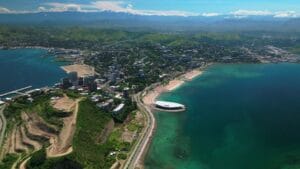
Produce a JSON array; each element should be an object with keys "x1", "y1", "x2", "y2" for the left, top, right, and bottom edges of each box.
[
  {"x1": 61, "y1": 64, "x2": 95, "y2": 77},
  {"x1": 143, "y1": 69, "x2": 203, "y2": 106}
]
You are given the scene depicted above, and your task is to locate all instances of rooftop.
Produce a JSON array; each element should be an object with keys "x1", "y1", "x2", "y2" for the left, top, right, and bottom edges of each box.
[
  {"x1": 113, "y1": 103, "x2": 125, "y2": 112},
  {"x1": 155, "y1": 101, "x2": 185, "y2": 108}
]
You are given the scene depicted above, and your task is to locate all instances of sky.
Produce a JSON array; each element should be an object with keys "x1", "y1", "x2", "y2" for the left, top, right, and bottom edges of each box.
[{"x1": 0, "y1": 0, "x2": 299, "y2": 18}]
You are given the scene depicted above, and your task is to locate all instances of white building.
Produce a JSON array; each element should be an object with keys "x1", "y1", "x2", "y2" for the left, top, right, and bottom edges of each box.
[
  {"x1": 155, "y1": 101, "x2": 185, "y2": 111},
  {"x1": 113, "y1": 103, "x2": 125, "y2": 113}
]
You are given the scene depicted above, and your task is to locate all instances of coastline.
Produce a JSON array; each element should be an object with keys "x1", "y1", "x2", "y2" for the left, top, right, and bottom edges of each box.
[
  {"x1": 143, "y1": 68, "x2": 205, "y2": 106},
  {"x1": 128, "y1": 64, "x2": 210, "y2": 169}
]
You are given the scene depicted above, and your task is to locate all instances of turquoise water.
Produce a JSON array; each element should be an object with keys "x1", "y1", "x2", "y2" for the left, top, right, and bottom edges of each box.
[
  {"x1": 0, "y1": 48, "x2": 66, "y2": 93},
  {"x1": 145, "y1": 63, "x2": 300, "y2": 169}
]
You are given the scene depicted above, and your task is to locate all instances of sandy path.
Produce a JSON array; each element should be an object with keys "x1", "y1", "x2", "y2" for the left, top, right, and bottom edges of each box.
[
  {"x1": 47, "y1": 98, "x2": 81, "y2": 157},
  {"x1": 15, "y1": 127, "x2": 29, "y2": 153},
  {"x1": 8, "y1": 127, "x2": 17, "y2": 153},
  {"x1": 25, "y1": 122, "x2": 54, "y2": 140},
  {"x1": 20, "y1": 126, "x2": 42, "y2": 151},
  {"x1": 19, "y1": 157, "x2": 30, "y2": 169},
  {"x1": 0, "y1": 105, "x2": 7, "y2": 151}
]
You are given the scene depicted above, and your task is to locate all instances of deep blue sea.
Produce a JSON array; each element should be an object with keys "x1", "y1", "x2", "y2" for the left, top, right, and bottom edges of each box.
[
  {"x1": 0, "y1": 48, "x2": 66, "y2": 94},
  {"x1": 145, "y1": 63, "x2": 300, "y2": 169}
]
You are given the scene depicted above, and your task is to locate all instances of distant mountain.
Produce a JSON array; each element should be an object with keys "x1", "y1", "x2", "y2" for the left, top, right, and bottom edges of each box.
[{"x1": 0, "y1": 11, "x2": 299, "y2": 32}]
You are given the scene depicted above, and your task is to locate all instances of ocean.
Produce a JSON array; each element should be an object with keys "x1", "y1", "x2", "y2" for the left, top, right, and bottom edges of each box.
[
  {"x1": 145, "y1": 63, "x2": 300, "y2": 169},
  {"x1": 0, "y1": 48, "x2": 66, "y2": 94}
]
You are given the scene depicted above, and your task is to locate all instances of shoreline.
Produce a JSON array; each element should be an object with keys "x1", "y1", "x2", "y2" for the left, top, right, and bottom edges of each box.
[
  {"x1": 142, "y1": 67, "x2": 207, "y2": 106},
  {"x1": 127, "y1": 64, "x2": 211, "y2": 169}
]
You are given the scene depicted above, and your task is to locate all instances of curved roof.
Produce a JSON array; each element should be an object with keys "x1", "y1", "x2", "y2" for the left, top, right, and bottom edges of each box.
[{"x1": 155, "y1": 101, "x2": 185, "y2": 108}]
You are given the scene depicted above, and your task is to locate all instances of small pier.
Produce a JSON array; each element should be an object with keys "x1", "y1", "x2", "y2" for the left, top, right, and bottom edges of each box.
[{"x1": 0, "y1": 86, "x2": 32, "y2": 98}]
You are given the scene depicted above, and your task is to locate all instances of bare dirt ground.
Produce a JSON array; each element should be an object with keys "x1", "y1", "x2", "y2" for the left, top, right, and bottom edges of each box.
[
  {"x1": 47, "y1": 97, "x2": 81, "y2": 157},
  {"x1": 97, "y1": 119, "x2": 114, "y2": 144},
  {"x1": 14, "y1": 128, "x2": 29, "y2": 153},
  {"x1": 22, "y1": 113, "x2": 55, "y2": 139},
  {"x1": 20, "y1": 126, "x2": 42, "y2": 151},
  {"x1": 122, "y1": 111, "x2": 144, "y2": 143},
  {"x1": 8, "y1": 127, "x2": 16, "y2": 154},
  {"x1": 122, "y1": 129, "x2": 136, "y2": 143},
  {"x1": 51, "y1": 95, "x2": 76, "y2": 112},
  {"x1": 135, "y1": 111, "x2": 144, "y2": 126},
  {"x1": 61, "y1": 64, "x2": 95, "y2": 77}
]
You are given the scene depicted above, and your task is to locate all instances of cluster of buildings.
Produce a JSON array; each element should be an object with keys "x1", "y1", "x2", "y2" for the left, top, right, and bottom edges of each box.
[
  {"x1": 59, "y1": 72, "x2": 98, "y2": 92},
  {"x1": 92, "y1": 86, "x2": 130, "y2": 115},
  {"x1": 57, "y1": 67, "x2": 132, "y2": 115}
]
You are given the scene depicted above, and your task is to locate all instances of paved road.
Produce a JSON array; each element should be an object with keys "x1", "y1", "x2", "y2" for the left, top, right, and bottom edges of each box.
[
  {"x1": 123, "y1": 89, "x2": 156, "y2": 169},
  {"x1": 0, "y1": 105, "x2": 7, "y2": 149}
]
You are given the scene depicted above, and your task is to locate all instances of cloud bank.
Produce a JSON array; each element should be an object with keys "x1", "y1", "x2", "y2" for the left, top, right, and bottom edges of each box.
[
  {"x1": 230, "y1": 9, "x2": 298, "y2": 18},
  {"x1": 0, "y1": 1, "x2": 298, "y2": 18}
]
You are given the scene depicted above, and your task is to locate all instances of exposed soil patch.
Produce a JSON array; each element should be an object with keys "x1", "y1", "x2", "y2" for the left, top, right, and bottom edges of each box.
[
  {"x1": 97, "y1": 119, "x2": 115, "y2": 144},
  {"x1": 51, "y1": 96, "x2": 76, "y2": 112},
  {"x1": 61, "y1": 64, "x2": 95, "y2": 77},
  {"x1": 47, "y1": 98, "x2": 81, "y2": 157}
]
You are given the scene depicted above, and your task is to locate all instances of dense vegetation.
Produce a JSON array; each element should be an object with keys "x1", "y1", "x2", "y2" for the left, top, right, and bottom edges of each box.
[
  {"x1": 27, "y1": 149, "x2": 47, "y2": 168},
  {"x1": 112, "y1": 99, "x2": 137, "y2": 123},
  {"x1": 70, "y1": 99, "x2": 115, "y2": 169},
  {"x1": 26, "y1": 149, "x2": 82, "y2": 169},
  {"x1": 1, "y1": 26, "x2": 299, "y2": 91},
  {"x1": 0, "y1": 154, "x2": 19, "y2": 169}
]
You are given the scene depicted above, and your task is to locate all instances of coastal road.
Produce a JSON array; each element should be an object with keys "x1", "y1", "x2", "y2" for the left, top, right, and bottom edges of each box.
[
  {"x1": 0, "y1": 105, "x2": 7, "y2": 149},
  {"x1": 123, "y1": 90, "x2": 156, "y2": 169}
]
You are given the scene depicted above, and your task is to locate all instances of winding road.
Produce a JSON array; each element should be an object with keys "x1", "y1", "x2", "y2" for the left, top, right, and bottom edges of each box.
[
  {"x1": 0, "y1": 105, "x2": 7, "y2": 150},
  {"x1": 123, "y1": 90, "x2": 156, "y2": 169}
]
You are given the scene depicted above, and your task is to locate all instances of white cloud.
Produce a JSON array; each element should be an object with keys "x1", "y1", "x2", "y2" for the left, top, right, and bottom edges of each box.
[
  {"x1": 231, "y1": 10, "x2": 272, "y2": 17},
  {"x1": 230, "y1": 9, "x2": 298, "y2": 18},
  {"x1": 43, "y1": 2, "x2": 89, "y2": 12},
  {"x1": 274, "y1": 11, "x2": 298, "y2": 18},
  {"x1": 202, "y1": 12, "x2": 220, "y2": 17},
  {"x1": 0, "y1": 3, "x2": 299, "y2": 18},
  {"x1": 0, "y1": 7, "x2": 11, "y2": 13},
  {"x1": 90, "y1": 1, "x2": 198, "y2": 16},
  {"x1": 91, "y1": 1, "x2": 125, "y2": 12}
]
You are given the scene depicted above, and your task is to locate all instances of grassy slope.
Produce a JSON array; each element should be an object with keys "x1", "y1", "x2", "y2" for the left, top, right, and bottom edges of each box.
[{"x1": 71, "y1": 99, "x2": 114, "y2": 169}]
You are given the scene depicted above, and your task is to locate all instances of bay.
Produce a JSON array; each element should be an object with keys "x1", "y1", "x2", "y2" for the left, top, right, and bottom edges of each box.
[
  {"x1": 0, "y1": 48, "x2": 66, "y2": 94},
  {"x1": 145, "y1": 63, "x2": 300, "y2": 169}
]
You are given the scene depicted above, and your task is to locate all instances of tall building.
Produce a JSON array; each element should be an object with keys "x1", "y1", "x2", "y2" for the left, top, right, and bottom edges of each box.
[
  {"x1": 78, "y1": 77, "x2": 84, "y2": 86},
  {"x1": 68, "y1": 71, "x2": 78, "y2": 84},
  {"x1": 61, "y1": 78, "x2": 72, "y2": 89},
  {"x1": 88, "y1": 81, "x2": 97, "y2": 92},
  {"x1": 123, "y1": 87, "x2": 130, "y2": 98},
  {"x1": 83, "y1": 76, "x2": 95, "y2": 86}
]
